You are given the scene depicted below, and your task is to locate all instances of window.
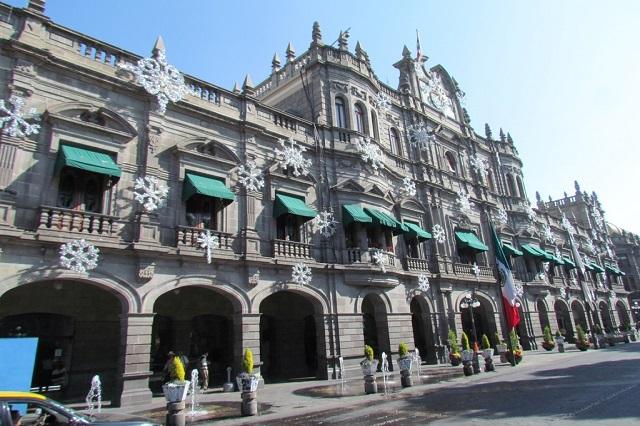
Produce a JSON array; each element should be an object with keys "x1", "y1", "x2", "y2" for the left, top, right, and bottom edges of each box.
[
  {"x1": 487, "y1": 170, "x2": 496, "y2": 191},
  {"x1": 56, "y1": 169, "x2": 105, "y2": 213},
  {"x1": 506, "y1": 174, "x2": 517, "y2": 197},
  {"x1": 516, "y1": 176, "x2": 526, "y2": 199},
  {"x1": 354, "y1": 103, "x2": 365, "y2": 133},
  {"x1": 370, "y1": 111, "x2": 379, "y2": 140},
  {"x1": 445, "y1": 151, "x2": 457, "y2": 173},
  {"x1": 389, "y1": 128, "x2": 401, "y2": 156},
  {"x1": 335, "y1": 96, "x2": 347, "y2": 128},
  {"x1": 186, "y1": 195, "x2": 223, "y2": 230},
  {"x1": 276, "y1": 214, "x2": 302, "y2": 242}
]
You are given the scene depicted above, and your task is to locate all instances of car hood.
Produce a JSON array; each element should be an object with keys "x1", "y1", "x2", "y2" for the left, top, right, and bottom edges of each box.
[{"x1": 84, "y1": 412, "x2": 160, "y2": 426}]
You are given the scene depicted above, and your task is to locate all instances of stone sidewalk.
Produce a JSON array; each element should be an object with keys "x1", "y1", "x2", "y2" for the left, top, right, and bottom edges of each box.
[{"x1": 100, "y1": 348, "x2": 590, "y2": 425}]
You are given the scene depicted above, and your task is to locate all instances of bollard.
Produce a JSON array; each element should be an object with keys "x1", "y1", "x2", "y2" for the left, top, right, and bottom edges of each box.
[
  {"x1": 166, "y1": 401, "x2": 185, "y2": 426},
  {"x1": 241, "y1": 391, "x2": 257, "y2": 416},
  {"x1": 364, "y1": 375, "x2": 378, "y2": 394},
  {"x1": 400, "y1": 369, "x2": 413, "y2": 387}
]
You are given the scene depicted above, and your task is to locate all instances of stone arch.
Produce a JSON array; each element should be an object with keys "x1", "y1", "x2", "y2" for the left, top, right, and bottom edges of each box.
[
  {"x1": 409, "y1": 294, "x2": 438, "y2": 364},
  {"x1": 536, "y1": 298, "x2": 551, "y2": 332},
  {"x1": 353, "y1": 288, "x2": 393, "y2": 314},
  {"x1": 616, "y1": 300, "x2": 631, "y2": 327},
  {"x1": 571, "y1": 299, "x2": 588, "y2": 332},
  {"x1": 178, "y1": 136, "x2": 241, "y2": 164},
  {"x1": 0, "y1": 267, "x2": 140, "y2": 314},
  {"x1": 142, "y1": 275, "x2": 250, "y2": 314},
  {"x1": 554, "y1": 299, "x2": 574, "y2": 341},
  {"x1": 45, "y1": 101, "x2": 138, "y2": 138},
  {"x1": 453, "y1": 290, "x2": 498, "y2": 314},
  {"x1": 251, "y1": 282, "x2": 328, "y2": 315},
  {"x1": 456, "y1": 291, "x2": 498, "y2": 347}
]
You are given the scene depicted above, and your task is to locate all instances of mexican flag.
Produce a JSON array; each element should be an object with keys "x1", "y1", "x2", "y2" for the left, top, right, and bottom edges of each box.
[{"x1": 491, "y1": 223, "x2": 520, "y2": 330}]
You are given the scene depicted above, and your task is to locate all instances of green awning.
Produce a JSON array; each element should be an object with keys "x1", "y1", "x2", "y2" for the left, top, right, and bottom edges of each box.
[
  {"x1": 605, "y1": 265, "x2": 624, "y2": 276},
  {"x1": 342, "y1": 204, "x2": 372, "y2": 226},
  {"x1": 546, "y1": 251, "x2": 565, "y2": 265},
  {"x1": 584, "y1": 262, "x2": 594, "y2": 271},
  {"x1": 273, "y1": 193, "x2": 317, "y2": 220},
  {"x1": 521, "y1": 243, "x2": 547, "y2": 259},
  {"x1": 363, "y1": 208, "x2": 402, "y2": 234},
  {"x1": 562, "y1": 257, "x2": 576, "y2": 268},
  {"x1": 502, "y1": 242, "x2": 523, "y2": 257},
  {"x1": 455, "y1": 231, "x2": 489, "y2": 252},
  {"x1": 590, "y1": 262, "x2": 605, "y2": 273},
  {"x1": 402, "y1": 222, "x2": 432, "y2": 240},
  {"x1": 55, "y1": 144, "x2": 121, "y2": 178},
  {"x1": 183, "y1": 172, "x2": 235, "y2": 203}
]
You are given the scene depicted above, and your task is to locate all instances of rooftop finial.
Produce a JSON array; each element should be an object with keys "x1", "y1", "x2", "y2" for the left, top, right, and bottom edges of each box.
[
  {"x1": 574, "y1": 180, "x2": 581, "y2": 193},
  {"x1": 506, "y1": 132, "x2": 514, "y2": 145},
  {"x1": 242, "y1": 74, "x2": 254, "y2": 96},
  {"x1": 484, "y1": 123, "x2": 493, "y2": 140},
  {"x1": 355, "y1": 41, "x2": 365, "y2": 59},
  {"x1": 499, "y1": 128, "x2": 506, "y2": 142},
  {"x1": 272, "y1": 53, "x2": 281, "y2": 72},
  {"x1": 312, "y1": 21, "x2": 323, "y2": 46},
  {"x1": 27, "y1": 0, "x2": 46, "y2": 14},
  {"x1": 338, "y1": 30, "x2": 349, "y2": 50},
  {"x1": 232, "y1": 82, "x2": 241, "y2": 93},
  {"x1": 286, "y1": 42, "x2": 295, "y2": 62},
  {"x1": 415, "y1": 29, "x2": 427, "y2": 63},
  {"x1": 152, "y1": 35, "x2": 165, "y2": 58},
  {"x1": 536, "y1": 191, "x2": 541, "y2": 203},
  {"x1": 402, "y1": 45, "x2": 411, "y2": 59}
]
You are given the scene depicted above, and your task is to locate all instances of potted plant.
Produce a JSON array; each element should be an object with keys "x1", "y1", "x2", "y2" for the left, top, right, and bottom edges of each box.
[
  {"x1": 396, "y1": 342, "x2": 413, "y2": 388},
  {"x1": 575, "y1": 324, "x2": 590, "y2": 351},
  {"x1": 239, "y1": 349, "x2": 258, "y2": 416},
  {"x1": 481, "y1": 334, "x2": 495, "y2": 372},
  {"x1": 162, "y1": 354, "x2": 190, "y2": 403},
  {"x1": 505, "y1": 329, "x2": 523, "y2": 364},
  {"x1": 360, "y1": 345, "x2": 378, "y2": 394},
  {"x1": 554, "y1": 330, "x2": 565, "y2": 353},
  {"x1": 542, "y1": 325, "x2": 555, "y2": 351},
  {"x1": 448, "y1": 330, "x2": 462, "y2": 366},
  {"x1": 461, "y1": 332, "x2": 474, "y2": 376}
]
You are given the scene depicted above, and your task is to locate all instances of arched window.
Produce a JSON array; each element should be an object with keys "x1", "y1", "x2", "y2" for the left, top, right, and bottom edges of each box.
[
  {"x1": 389, "y1": 128, "x2": 401, "y2": 156},
  {"x1": 516, "y1": 176, "x2": 526, "y2": 199},
  {"x1": 445, "y1": 151, "x2": 457, "y2": 173},
  {"x1": 370, "y1": 110, "x2": 379, "y2": 140},
  {"x1": 487, "y1": 170, "x2": 496, "y2": 191},
  {"x1": 354, "y1": 103, "x2": 365, "y2": 134},
  {"x1": 506, "y1": 174, "x2": 517, "y2": 197},
  {"x1": 335, "y1": 96, "x2": 347, "y2": 128}
]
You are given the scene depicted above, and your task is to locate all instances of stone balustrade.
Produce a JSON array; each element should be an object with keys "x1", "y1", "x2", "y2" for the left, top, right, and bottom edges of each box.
[
  {"x1": 176, "y1": 226, "x2": 232, "y2": 251},
  {"x1": 38, "y1": 206, "x2": 120, "y2": 237},
  {"x1": 273, "y1": 239, "x2": 312, "y2": 259}
]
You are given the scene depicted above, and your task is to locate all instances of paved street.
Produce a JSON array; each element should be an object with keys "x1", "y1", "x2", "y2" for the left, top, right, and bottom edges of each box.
[{"x1": 226, "y1": 344, "x2": 640, "y2": 425}]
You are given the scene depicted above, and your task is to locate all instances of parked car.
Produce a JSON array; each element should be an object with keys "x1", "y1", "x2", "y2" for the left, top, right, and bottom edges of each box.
[{"x1": 0, "y1": 392, "x2": 160, "y2": 426}]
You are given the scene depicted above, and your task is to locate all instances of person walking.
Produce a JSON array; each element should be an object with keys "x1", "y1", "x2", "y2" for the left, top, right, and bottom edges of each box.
[{"x1": 198, "y1": 352, "x2": 209, "y2": 390}]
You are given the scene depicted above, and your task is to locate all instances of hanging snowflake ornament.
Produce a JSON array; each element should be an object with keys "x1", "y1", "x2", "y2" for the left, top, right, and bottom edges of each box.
[
  {"x1": 372, "y1": 249, "x2": 387, "y2": 273},
  {"x1": 584, "y1": 238, "x2": 596, "y2": 254},
  {"x1": 559, "y1": 287, "x2": 566, "y2": 299},
  {"x1": 583, "y1": 255, "x2": 591, "y2": 268},
  {"x1": 59, "y1": 239, "x2": 100, "y2": 273},
  {"x1": 118, "y1": 41, "x2": 189, "y2": 114},
  {"x1": 514, "y1": 282, "x2": 524, "y2": 298},
  {"x1": 0, "y1": 94, "x2": 40, "y2": 138},
  {"x1": 133, "y1": 176, "x2": 169, "y2": 212},
  {"x1": 275, "y1": 137, "x2": 312, "y2": 177},
  {"x1": 375, "y1": 92, "x2": 391, "y2": 113},
  {"x1": 432, "y1": 224, "x2": 446, "y2": 244},
  {"x1": 495, "y1": 207, "x2": 508, "y2": 226},
  {"x1": 456, "y1": 191, "x2": 472, "y2": 215},
  {"x1": 237, "y1": 160, "x2": 264, "y2": 192},
  {"x1": 542, "y1": 224, "x2": 557, "y2": 244},
  {"x1": 313, "y1": 210, "x2": 338, "y2": 238},
  {"x1": 469, "y1": 153, "x2": 489, "y2": 177},
  {"x1": 291, "y1": 262, "x2": 312, "y2": 286},
  {"x1": 401, "y1": 177, "x2": 417, "y2": 197},
  {"x1": 524, "y1": 202, "x2": 537, "y2": 221},
  {"x1": 592, "y1": 208, "x2": 604, "y2": 230},
  {"x1": 418, "y1": 274, "x2": 430, "y2": 292},
  {"x1": 561, "y1": 214, "x2": 576, "y2": 236},
  {"x1": 407, "y1": 124, "x2": 436, "y2": 151},
  {"x1": 471, "y1": 263, "x2": 480, "y2": 278},
  {"x1": 356, "y1": 137, "x2": 384, "y2": 171},
  {"x1": 197, "y1": 230, "x2": 219, "y2": 264}
]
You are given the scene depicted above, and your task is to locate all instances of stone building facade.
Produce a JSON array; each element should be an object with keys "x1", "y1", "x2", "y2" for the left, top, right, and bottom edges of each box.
[{"x1": 0, "y1": 1, "x2": 631, "y2": 406}]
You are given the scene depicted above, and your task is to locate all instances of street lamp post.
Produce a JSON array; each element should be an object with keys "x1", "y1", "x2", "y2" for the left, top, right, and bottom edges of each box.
[
  {"x1": 631, "y1": 300, "x2": 640, "y2": 323},
  {"x1": 460, "y1": 293, "x2": 481, "y2": 346}
]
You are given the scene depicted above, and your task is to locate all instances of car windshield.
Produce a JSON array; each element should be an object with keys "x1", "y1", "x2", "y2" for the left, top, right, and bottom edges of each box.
[{"x1": 46, "y1": 398, "x2": 92, "y2": 423}]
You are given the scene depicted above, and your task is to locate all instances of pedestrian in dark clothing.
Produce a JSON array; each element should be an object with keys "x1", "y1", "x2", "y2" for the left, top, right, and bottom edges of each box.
[
  {"x1": 178, "y1": 351, "x2": 189, "y2": 372},
  {"x1": 198, "y1": 352, "x2": 209, "y2": 390}
]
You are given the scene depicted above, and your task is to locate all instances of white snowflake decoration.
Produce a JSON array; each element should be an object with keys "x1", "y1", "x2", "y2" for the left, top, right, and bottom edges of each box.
[
  {"x1": 407, "y1": 124, "x2": 436, "y2": 151},
  {"x1": 456, "y1": 191, "x2": 472, "y2": 215},
  {"x1": 555, "y1": 247, "x2": 562, "y2": 260},
  {"x1": 432, "y1": 224, "x2": 446, "y2": 244},
  {"x1": 609, "y1": 290, "x2": 616, "y2": 300},
  {"x1": 583, "y1": 255, "x2": 591, "y2": 269},
  {"x1": 0, "y1": 95, "x2": 40, "y2": 137},
  {"x1": 561, "y1": 214, "x2": 575, "y2": 236},
  {"x1": 418, "y1": 274, "x2": 430, "y2": 292},
  {"x1": 118, "y1": 46, "x2": 189, "y2": 114},
  {"x1": 275, "y1": 137, "x2": 312, "y2": 177},
  {"x1": 584, "y1": 238, "x2": 596, "y2": 254},
  {"x1": 375, "y1": 92, "x2": 391, "y2": 113},
  {"x1": 59, "y1": 239, "x2": 100, "y2": 273},
  {"x1": 238, "y1": 160, "x2": 264, "y2": 192},
  {"x1": 133, "y1": 176, "x2": 169, "y2": 212},
  {"x1": 524, "y1": 203, "x2": 537, "y2": 221},
  {"x1": 197, "y1": 230, "x2": 219, "y2": 264},
  {"x1": 426, "y1": 73, "x2": 448, "y2": 111},
  {"x1": 469, "y1": 153, "x2": 489, "y2": 177},
  {"x1": 372, "y1": 249, "x2": 387, "y2": 273},
  {"x1": 401, "y1": 177, "x2": 417, "y2": 197},
  {"x1": 356, "y1": 137, "x2": 384, "y2": 171},
  {"x1": 514, "y1": 282, "x2": 524, "y2": 298},
  {"x1": 559, "y1": 287, "x2": 566, "y2": 299},
  {"x1": 313, "y1": 210, "x2": 338, "y2": 238},
  {"x1": 542, "y1": 224, "x2": 557, "y2": 244},
  {"x1": 495, "y1": 207, "x2": 508, "y2": 226},
  {"x1": 291, "y1": 262, "x2": 312, "y2": 286},
  {"x1": 543, "y1": 262, "x2": 550, "y2": 273},
  {"x1": 471, "y1": 263, "x2": 480, "y2": 278},
  {"x1": 591, "y1": 229, "x2": 599, "y2": 242},
  {"x1": 592, "y1": 208, "x2": 604, "y2": 230}
]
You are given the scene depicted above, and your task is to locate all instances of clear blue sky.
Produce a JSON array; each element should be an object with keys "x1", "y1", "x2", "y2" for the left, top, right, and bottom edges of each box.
[{"x1": 6, "y1": 0, "x2": 639, "y2": 233}]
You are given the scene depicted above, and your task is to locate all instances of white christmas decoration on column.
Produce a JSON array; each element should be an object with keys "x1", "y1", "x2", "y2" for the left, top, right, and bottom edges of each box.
[
  {"x1": 456, "y1": 191, "x2": 472, "y2": 215},
  {"x1": 401, "y1": 177, "x2": 417, "y2": 197},
  {"x1": 237, "y1": 160, "x2": 264, "y2": 192},
  {"x1": 275, "y1": 138, "x2": 312, "y2": 176},
  {"x1": 133, "y1": 176, "x2": 169, "y2": 212},
  {"x1": 469, "y1": 153, "x2": 488, "y2": 177},
  {"x1": 496, "y1": 207, "x2": 508, "y2": 226},
  {"x1": 0, "y1": 95, "x2": 40, "y2": 137},
  {"x1": 407, "y1": 124, "x2": 436, "y2": 151},
  {"x1": 313, "y1": 210, "x2": 338, "y2": 238},
  {"x1": 375, "y1": 92, "x2": 391, "y2": 113},
  {"x1": 432, "y1": 224, "x2": 446, "y2": 244},
  {"x1": 584, "y1": 238, "x2": 596, "y2": 254},
  {"x1": 542, "y1": 224, "x2": 556, "y2": 244},
  {"x1": 356, "y1": 138, "x2": 384, "y2": 171},
  {"x1": 418, "y1": 274, "x2": 430, "y2": 292},
  {"x1": 524, "y1": 203, "x2": 537, "y2": 221},
  {"x1": 291, "y1": 262, "x2": 312, "y2": 285},
  {"x1": 118, "y1": 41, "x2": 189, "y2": 114},
  {"x1": 514, "y1": 282, "x2": 524, "y2": 298},
  {"x1": 59, "y1": 239, "x2": 100, "y2": 273},
  {"x1": 592, "y1": 208, "x2": 604, "y2": 230},
  {"x1": 372, "y1": 249, "x2": 387, "y2": 273},
  {"x1": 197, "y1": 230, "x2": 219, "y2": 264}
]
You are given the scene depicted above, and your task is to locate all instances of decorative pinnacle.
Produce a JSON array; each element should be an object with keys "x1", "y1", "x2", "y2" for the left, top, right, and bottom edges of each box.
[
  {"x1": 402, "y1": 45, "x2": 411, "y2": 58},
  {"x1": 506, "y1": 132, "x2": 514, "y2": 145},
  {"x1": 152, "y1": 35, "x2": 165, "y2": 58},
  {"x1": 536, "y1": 191, "x2": 541, "y2": 202},
  {"x1": 242, "y1": 74, "x2": 254, "y2": 96},
  {"x1": 499, "y1": 128, "x2": 506, "y2": 142},
  {"x1": 355, "y1": 41, "x2": 365, "y2": 60},
  {"x1": 272, "y1": 53, "x2": 281, "y2": 71},
  {"x1": 286, "y1": 42, "x2": 295, "y2": 62},
  {"x1": 312, "y1": 21, "x2": 323, "y2": 45},
  {"x1": 338, "y1": 30, "x2": 349, "y2": 50},
  {"x1": 484, "y1": 123, "x2": 492, "y2": 140},
  {"x1": 574, "y1": 180, "x2": 581, "y2": 192},
  {"x1": 232, "y1": 82, "x2": 240, "y2": 93}
]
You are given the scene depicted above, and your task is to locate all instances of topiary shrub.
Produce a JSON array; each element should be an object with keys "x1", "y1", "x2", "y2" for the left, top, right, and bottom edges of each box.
[
  {"x1": 575, "y1": 324, "x2": 589, "y2": 351},
  {"x1": 542, "y1": 325, "x2": 555, "y2": 351},
  {"x1": 461, "y1": 331, "x2": 470, "y2": 351},
  {"x1": 169, "y1": 355, "x2": 186, "y2": 382},
  {"x1": 448, "y1": 330, "x2": 460, "y2": 354},
  {"x1": 398, "y1": 342, "x2": 409, "y2": 358},
  {"x1": 364, "y1": 344, "x2": 374, "y2": 361},
  {"x1": 242, "y1": 349, "x2": 254, "y2": 374},
  {"x1": 481, "y1": 334, "x2": 491, "y2": 350}
]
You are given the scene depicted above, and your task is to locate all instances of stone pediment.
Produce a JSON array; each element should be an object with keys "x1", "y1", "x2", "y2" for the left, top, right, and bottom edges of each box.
[{"x1": 45, "y1": 102, "x2": 137, "y2": 142}]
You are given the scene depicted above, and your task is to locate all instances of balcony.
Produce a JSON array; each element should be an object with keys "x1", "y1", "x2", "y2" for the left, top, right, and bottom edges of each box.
[
  {"x1": 406, "y1": 256, "x2": 431, "y2": 272},
  {"x1": 38, "y1": 206, "x2": 122, "y2": 243},
  {"x1": 176, "y1": 226, "x2": 233, "y2": 251},
  {"x1": 273, "y1": 239, "x2": 313, "y2": 259},
  {"x1": 453, "y1": 262, "x2": 494, "y2": 278}
]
